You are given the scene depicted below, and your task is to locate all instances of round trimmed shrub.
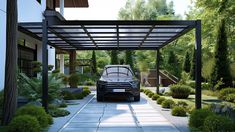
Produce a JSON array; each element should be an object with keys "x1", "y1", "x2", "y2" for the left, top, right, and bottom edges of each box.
[
  {"x1": 8, "y1": 115, "x2": 41, "y2": 132},
  {"x1": 157, "y1": 97, "x2": 166, "y2": 104},
  {"x1": 47, "y1": 114, "x2": 53, "y2": 124},
  {"x1": 218, "y1": 88, "x2": 235, "y2": 100},
  {"x1": 152, "y1": 94, "x2": 160, "y2": 100},
  {"x1": 147, "y1": 92, "x2": 154, "y2": 98},
  {"x1": 61, "y1": 91, "x2": 76, "y2": 100},
  {"x1": 225, "y1": 94, "x2": 235, "y2": 103},
  {"x1": 189, "y1": 109, "x2": 214, "y2": 130},
  {"x1": 75, "y1": 93, "x2": 84, "y2": 99},
  {"x1": 170, "y1": 84, "x2": 192, "y2": 99},
  {"x1": 161, "y1": 99, "x2": 175, "y2": 108},
  {"x1": 203, "y1": 115, "x2": 234, "y2": 132},
  {"x1": 144, "y1": 89, "x2": 151, "y2": 95},
  {"x1": 82, "y1": 89, "x2": 91, "y2": 96},
  {"x1": 68, "y1": 73, "x2": 79, "y2": 88},
  {"x1": 177, "y1": 101, "x2": 188, "y2": 108},
  {"x1": 15, "y1": 105, "x2": 51, "y2": 128},
  {"x1": 171, "y1": 106, "x2": 187, "y2": 117},
  {"x1": 140, "y1": 89, "x2": 144, "y2": 92}
]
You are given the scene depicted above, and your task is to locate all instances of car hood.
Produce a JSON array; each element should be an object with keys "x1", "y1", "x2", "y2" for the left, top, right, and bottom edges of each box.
[{"x1": 100, "y1": 76, "x2": 134, "y2": 82}]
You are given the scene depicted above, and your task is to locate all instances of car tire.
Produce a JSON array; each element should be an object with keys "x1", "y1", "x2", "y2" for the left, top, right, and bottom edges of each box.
[
  {"x1": 97, "y1": 94, "x2": 103, "y2": 102},
  {"x1": 134, "y1": 95, "x2": 140, "y2": 101}
]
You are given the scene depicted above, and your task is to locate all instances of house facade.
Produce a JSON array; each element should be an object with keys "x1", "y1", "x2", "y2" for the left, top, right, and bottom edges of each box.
[{"x1": 0, "y1": 0, "x2": 89, "y2": 90}]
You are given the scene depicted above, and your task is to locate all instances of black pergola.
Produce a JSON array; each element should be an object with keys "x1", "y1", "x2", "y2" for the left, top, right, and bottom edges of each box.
[{"x1": 18, "y1": 11, "x2": 201, "y2": 111}]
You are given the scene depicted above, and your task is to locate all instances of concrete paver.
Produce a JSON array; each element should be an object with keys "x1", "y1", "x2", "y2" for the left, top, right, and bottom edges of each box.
[{"x1": 60, "y1": 94, "x2": 180, "y2": 132}]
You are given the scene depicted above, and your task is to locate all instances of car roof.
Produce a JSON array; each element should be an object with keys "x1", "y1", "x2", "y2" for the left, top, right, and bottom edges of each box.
[{"x1": 105, "y1": 65, "x2": 130, "y2": 68}]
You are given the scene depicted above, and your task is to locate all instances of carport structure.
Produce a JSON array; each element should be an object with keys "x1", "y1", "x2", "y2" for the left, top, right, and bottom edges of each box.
[{"x1": 19, "y1": 10, "x2": 202, "y2": 112}]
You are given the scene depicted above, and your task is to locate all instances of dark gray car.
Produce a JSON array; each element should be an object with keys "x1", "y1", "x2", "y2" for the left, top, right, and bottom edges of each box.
[{"x1": 96, "y1": 65, "x2": 140, "y2": 101}]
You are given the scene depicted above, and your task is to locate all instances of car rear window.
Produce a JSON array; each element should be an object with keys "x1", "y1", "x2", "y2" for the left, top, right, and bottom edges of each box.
[{"x1": 102, "y1": 66, "x2": 133, "y2": 77}]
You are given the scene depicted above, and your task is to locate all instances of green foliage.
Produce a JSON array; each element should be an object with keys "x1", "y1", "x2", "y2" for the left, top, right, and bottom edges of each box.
[
  {"x1": 15, "y1": 105, "x2": 52, "y2": 128},
  {"x1": 190, "y1": 48, "x2": 196, "y2": 80},
  {"x1": 170, "y1": 84, "x2": 192, "y2": 99},
  {"x1": 218, "y1": 88, "x2": 235, "y2": 100},
  {"x1": 157, "y1": 97, "x2": 166, "y2": 104},
  {"x1": 176, "y1": 101, "x2": 188, "y2": 108},
  {"x1": 161, "y1": 99, "x2": 175, "y2": 109},
  {"x1": 61, "y1": 91, "x2": 76, "y2": 100},
  {"x1": 179, "y1": 71, "x2": 190, "y2": 85},
  {"x1": 18, "y1": 72, "x2": 64, "y2": 102},
  {"x1": 125, "y1": 50, "x2": 134, "y2": 69},
  {"x1": 166, "y1": 51, "x2": 181, "y2": 77},
  {"x1": 48, "y1": 65, "x2": 54, "y2": 71},
  {"x1": 75, "y1": 93, "x2": 84, "y2": 99},
  {"x1": 211, "y1": 19, "x2": 233, "y2": 88},
  {"x1": 110, "y1": 50, "x2": 118, "y2": 64},
  {"x1": 183, "y1": 51, "x2": 191, "y2": 73},
  {"x1": 48, "y1": 108, "x2": 70, "y2": 117},
  {"x1": 225, "y1": 94, "x2": 235, "y2": 103},
  {"x1": 151, "y1": 94, "x2": 160, "y2": 100},
  {"x1": 59, "y1": 103, "x2": 67, "y2": 108},
  {"x1": 68, "y1": 73, "x2": 79, "y2": 88},
  {"x1": 171, "y1": 106, "x2": 187, "y2": 117},
  {"x1": 8, "y1": 115, "x2": 41, "y2": 132},
  {"x1": 82, "y1": 89, "x2": 91, "y2": 96},
  {"x1": 189, "y1": 109, "x2": 214, "y2": 130},
  {"x1": 140, "y1": 88, "x2": 144, "y2": 92},
  {"x1": 91, "y1": 51, "x2": 97, "y2": 74},
  {"x1": 203, "y1": 115, "x2": 234, "y2": 132},
  {"x1": 147, "y1": 92, "x2": 154, "y2": 98}
]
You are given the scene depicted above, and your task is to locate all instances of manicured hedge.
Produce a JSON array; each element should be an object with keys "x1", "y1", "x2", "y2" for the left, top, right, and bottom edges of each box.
[
  {"x1": 151, "y1": 94, "x2": 160, "y2": 100},
  {"x1": 218, "y1": 88, "x2": 235, "y2": 100},
  {"x1": 203, "y1": 114, "x2": 234, "y2": 132},
  {"x1": 171, "y1": 106, "x2": 187, "y2": 117},
  {"x1": 15, "y1": 105, "x2": 52, "y2": 128},
  {"x1": 189, "y1": 109, "x2": 214, "y2": 130},
  {"x1": 157, "y1": 97, "x2": 166, "y2": 104},
  {"x1": 161, "y1": 99, "x2": 175, "y2": 109},
  {"x1": 170, "y1": 84, "x2": 192, "y2": 99},
  {"x1": 8, "y1": 115, "x2": 41, "y2": 132}
]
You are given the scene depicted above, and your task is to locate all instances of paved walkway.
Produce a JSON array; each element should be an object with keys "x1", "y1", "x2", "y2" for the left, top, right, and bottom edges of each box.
[{"x1": 59, "y1": 95, "x2": 180, "y2": 132}]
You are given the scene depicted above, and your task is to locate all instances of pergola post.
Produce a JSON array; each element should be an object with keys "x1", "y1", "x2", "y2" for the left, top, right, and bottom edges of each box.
[
  {"x1": 42, "y1": 19, "x2": 48, "y2": 112},
  {"x1": 195, "y1": 20, "x2": 202, "y2": 109},
  {"x1": 69, "y1": 50, "x2": 76, "y2": 74},
  {"x1": 156, "y1": 49, "x2": 160, "y2": 94}
]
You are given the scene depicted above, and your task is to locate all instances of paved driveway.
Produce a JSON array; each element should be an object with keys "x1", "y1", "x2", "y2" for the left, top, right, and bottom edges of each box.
[{"x1": 60, "y1": 95, "x2": 179, "y2": 132}]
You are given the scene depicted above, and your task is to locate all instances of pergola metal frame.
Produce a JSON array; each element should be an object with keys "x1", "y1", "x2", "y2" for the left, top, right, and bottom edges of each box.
[{"x1": 18, "y1": 10, "x2": 202, "y2": 111}]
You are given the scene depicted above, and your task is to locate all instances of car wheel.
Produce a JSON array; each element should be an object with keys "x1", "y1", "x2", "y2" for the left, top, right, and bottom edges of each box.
[
  {"x1": 96, "y1": 94, "x2": 103, "y2": 102},
  {"x1": 134, "y1": 95, "x2": 140, "y2": 101}
]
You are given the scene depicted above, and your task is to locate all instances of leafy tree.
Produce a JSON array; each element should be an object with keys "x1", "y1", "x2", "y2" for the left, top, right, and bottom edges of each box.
[
  {"x1": 190, "y1": 48, "x2": 196, "y2": 80},
  {"x1": 211, "y1": 19, "x2": 232, "y2": 88},
  {"x1": 183, "y1": 51, "x2": 191, "y2": 73},
  {"x1": 91, "y1": 51, "x2": 97, "y2": 74},
  {"x1": 2, "y1": 0, "x2": 18, "y2": 125},
  {"x1": 110, "y1": 50, "x2": 118, "y2": 64},
  {"x1": 125, "y1": 50, "x2": 134, "y2": 69}
]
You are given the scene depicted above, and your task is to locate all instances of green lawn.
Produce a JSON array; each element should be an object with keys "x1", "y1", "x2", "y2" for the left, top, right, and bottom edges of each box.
[{"x1": 0, "y1": 126, "x2": 8, "y2": 132}]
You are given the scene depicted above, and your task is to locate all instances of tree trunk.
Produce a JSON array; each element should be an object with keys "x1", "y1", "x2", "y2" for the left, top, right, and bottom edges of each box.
[{"x1": 2, "y1": 0, "x2": 18, "y2": 125}]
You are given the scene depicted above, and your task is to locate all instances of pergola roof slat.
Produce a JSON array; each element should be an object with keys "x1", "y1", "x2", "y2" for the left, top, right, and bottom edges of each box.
[{"x1": 19, "y1": 20, "x2": 196, "y2": 50}]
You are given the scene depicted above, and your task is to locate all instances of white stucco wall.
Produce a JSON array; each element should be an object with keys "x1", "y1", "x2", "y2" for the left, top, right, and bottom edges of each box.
[
  {"x1": 0, "y1": 0, "x2": 57, "y2": 90},
  {"x1": 0, "y1": 0, "x2": 6, "y2": 90},
  {"x1": 48, "y1": 46, "x2": 56, "y2": 71}
]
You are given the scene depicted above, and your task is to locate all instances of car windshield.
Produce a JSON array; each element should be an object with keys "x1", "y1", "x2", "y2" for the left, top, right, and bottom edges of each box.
[{"x1": 102, "y1": 66, "x2": 133, "y2": 77}]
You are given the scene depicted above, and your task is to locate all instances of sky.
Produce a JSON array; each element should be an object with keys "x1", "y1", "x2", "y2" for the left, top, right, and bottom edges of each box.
[{"x1": 61, "y1": 0, "x2": 192, "y2": 20}]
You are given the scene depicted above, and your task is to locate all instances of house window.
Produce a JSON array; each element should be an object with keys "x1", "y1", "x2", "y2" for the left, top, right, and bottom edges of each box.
[
  {"x1": 37, "y1": 0, "x2": 41, "y2": 4},
  {"x1": 18, "y1": 39, "x2": 37, "y2": 77}
]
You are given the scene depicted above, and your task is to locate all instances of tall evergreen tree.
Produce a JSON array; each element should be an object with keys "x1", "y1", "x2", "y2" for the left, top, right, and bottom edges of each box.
[
  {"x1": 183, "y1": 51, "x2": 191, "y2": 73},
  {"x1": 2, "y1": 0, "x2": 18, "y2": 125},
  {"x1": 91, "y1": 51, "x2": 97, "y2": 74},
  {"x1": 125, "y1": 50, "x2": 134, "y2": 69},
  {"x1": 211, "y1": 19, "x2": 232, "y2": 88},
  {"x1": 111, "y1": 50, "x2": 118, "y2": 64},
  {"x1": 190, "y1": 48, "x2": 196, "y2": 80},
  {"x1": 167, "y1": 51, "x2": 180, "y2": 77}
]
